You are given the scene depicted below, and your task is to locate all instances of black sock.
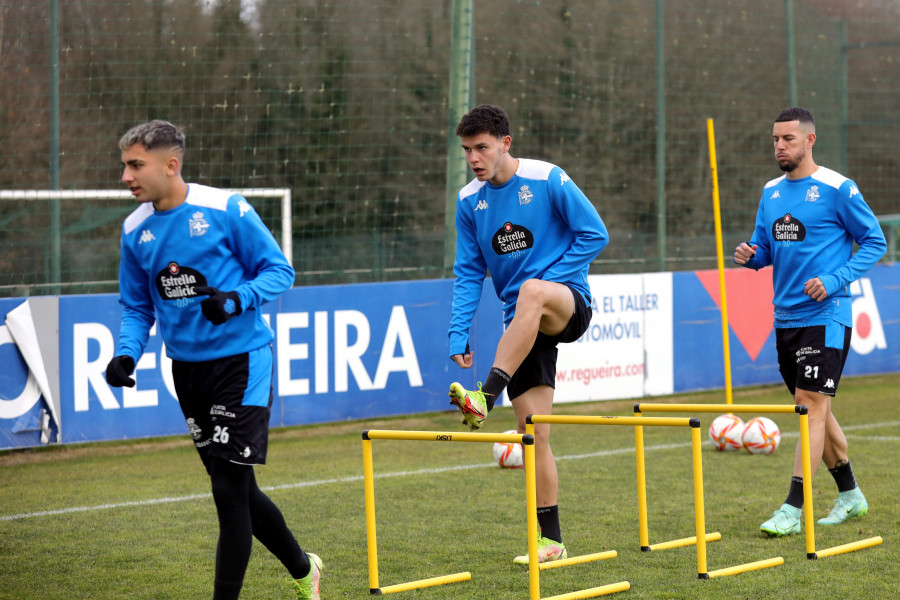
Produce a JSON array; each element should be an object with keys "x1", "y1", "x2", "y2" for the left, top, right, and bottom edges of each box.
[
  {"x1": 828, "y1": 460, "x2": 858, "y2": 493},
  {"x1": 481, "y1": 367, "x2": 510, "y2": 411},
  {"x1": 536, "y1": 505, "x2": 562, "y2": 544},
  {"x1": 784, "y1": 476, "x2": 804, "y2": 509}
]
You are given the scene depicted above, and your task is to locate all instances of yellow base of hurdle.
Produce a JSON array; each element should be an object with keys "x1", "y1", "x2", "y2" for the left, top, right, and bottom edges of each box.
[
  {"x1": 526, "y1": 414, "x2": 722, "y2": 579},
  {"x1": 635, "y1": 403, "x2": 884, "y2": 563},
  {"x1": 647, "y1": 532, "x2": 721, "y2": 552},
  {"x1": 375, "y1": 572, "x2": 471, "y2": 595},
  {"x1": 362, "y1": 429, "x2": 627, "y2": 599}
]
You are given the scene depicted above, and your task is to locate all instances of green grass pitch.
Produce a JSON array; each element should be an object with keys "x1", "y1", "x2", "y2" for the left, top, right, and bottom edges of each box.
[{"x1": 1, "y1": 374, "x2": 897, "y2": 599}]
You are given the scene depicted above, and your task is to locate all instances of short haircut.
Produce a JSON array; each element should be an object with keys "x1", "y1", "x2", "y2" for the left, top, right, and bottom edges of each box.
[
  {"x1": 455, "y1": 104, "x2": 510, "y2": 138},
  {"x1": 119, "y1": 120, "x2": 186, "y2": 155},
  {"x1": 774, "y1": 107, "x2": 815, "y2": 130}
]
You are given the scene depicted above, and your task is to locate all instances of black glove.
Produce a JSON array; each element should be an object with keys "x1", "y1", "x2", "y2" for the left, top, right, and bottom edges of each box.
[
  {"x1": 106, "y1": 355, "x2": 136, "y2": 388},
  {"x1": 194, "y1": 286, "x2": 242, "y2": 325}
]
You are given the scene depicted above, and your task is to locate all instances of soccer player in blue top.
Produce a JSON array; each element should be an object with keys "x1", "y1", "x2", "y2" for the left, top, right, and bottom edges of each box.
[
  {"x1": 105, "y1": 120, "x2": 322, "y2": 599},
  {"x1": 447, "y1": 105, "x2": 609, "y2": 563},
  {"x1": 733, "y1": 107, "x2": 886, "y2": 537}
]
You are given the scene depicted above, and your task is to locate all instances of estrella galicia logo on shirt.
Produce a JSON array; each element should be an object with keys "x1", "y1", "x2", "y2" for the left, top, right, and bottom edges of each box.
[
  {"x1": 156, "y1": 262, "x2": 208, "y2": 300},
  {"x1": 772, "y1": 213, "x2": 806, "y2": 242},
  {"x1": 492, "y1": 222, "x2": 533, "y2": 256}
]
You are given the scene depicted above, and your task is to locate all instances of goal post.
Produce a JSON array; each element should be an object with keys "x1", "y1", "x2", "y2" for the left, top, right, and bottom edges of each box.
[{"x1": 0, "y1": 188, "x2": 292, "y2": 296}]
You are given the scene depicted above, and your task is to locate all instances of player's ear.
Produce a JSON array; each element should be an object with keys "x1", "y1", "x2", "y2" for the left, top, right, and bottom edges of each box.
[
  {"x1": 806, "y1": 132, "x2": 816, "y2": 149},
  {"x1": 165, "y1": 155, "x2": 181, "y2": 176}
]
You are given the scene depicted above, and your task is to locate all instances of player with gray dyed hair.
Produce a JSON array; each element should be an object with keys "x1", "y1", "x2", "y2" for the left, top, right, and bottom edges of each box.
[
  {"x1": 118, "y1": 119, "x2": 186, "y2": 156},
  {"x1": 107, "y1": 120, "x2": 322, "y2": 599}
]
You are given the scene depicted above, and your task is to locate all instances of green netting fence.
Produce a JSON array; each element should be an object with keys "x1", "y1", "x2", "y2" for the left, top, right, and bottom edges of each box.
[{"x1": 1, "y1": 0, "x2": 898, "y2": 297}]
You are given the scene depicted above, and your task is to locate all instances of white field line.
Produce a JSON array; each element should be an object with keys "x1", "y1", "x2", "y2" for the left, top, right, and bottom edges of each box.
[{"x1": 3, "y1": 421, "x2": 897, "y2": 522}]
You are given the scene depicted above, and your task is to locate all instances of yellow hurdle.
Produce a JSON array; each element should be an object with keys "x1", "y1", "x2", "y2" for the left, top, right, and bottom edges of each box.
[
  {"x1": 527, "y1": 414, "x2": 717, "y2": 580},
  {"x1": 634, "y1": 402, "x2": 883, "y2": 561},
  {"x1": 362, "y1": 428, "x2": 627, "y2": 599}
]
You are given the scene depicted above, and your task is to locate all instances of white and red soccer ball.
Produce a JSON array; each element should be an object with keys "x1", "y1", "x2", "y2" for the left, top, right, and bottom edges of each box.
[
  {"x1": 493, "y1": 429, "x2": 524, "y2": 468},
  {"x1": 709, "y1": 414, "x2": 745, "y2": 451},
  {"x1": 742, "y1": 416, "x2": 781, "y2": 455}
]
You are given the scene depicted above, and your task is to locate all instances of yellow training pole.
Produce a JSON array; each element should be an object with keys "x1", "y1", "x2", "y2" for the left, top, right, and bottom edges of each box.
[
  {"x1": 362, "y1": 438, "x2": 381, "y2": 593},
  {"x1": 632, "y1": 416, "x2": 650, "y2": 550},
  {"x1": 707, "y1": 118, "x2": 734, "y2": 405},
  {"x1": 691, "y1": 426, "x2": 709, "y2": 578},
  {"x1": 799, "y1": 411, "x2": 817, "y2": 558},
  {"x1": 525, "y1": 423, "x2": 541, "y2": 600}
]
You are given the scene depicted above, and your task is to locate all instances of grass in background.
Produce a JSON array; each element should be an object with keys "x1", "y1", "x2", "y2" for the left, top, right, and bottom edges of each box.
[{"x1": 1, "y1": 374, "x2": 897, "y2": 600}]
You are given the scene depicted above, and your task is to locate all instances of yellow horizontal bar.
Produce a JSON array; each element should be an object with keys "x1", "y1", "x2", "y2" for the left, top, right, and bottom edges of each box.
[
  {"x1": 648, "y1": 532, "x2": 721, "y2": 551},
  {"x1": 815, "y1": 536, "x2": 883, "y2": 559},
  {"x1": 636, "y1": 403, "x2": 798, "y2": 414},
  {"x1": 378, "y1": 571, "x2": 472, "y2": 594},
  {"x1": 542, "y1": 581, "x2": 631, "y2": 600},
  {"x1": 539, "y1": 550, "x2": 618, "y2": 570},
  {"x1": 530, "y1": 415, "x2": 695, "y2": 427},
  {"x1": 363, "y1": 430, "x2": 528, "y2": 444},
  {"x1": 706, "y1": 556, "x2": 784, "y2": 578}
]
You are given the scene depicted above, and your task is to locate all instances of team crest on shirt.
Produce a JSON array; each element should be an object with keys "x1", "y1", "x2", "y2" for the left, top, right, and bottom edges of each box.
[
  {"x1": 804, "y1": 185, "x2": 820, "y2": 203},
  {"x1": 189, "y1": 211, "x2": 210, "y2": 237},
  {"x1": 186, "y1": 418, "x2": 203, "y2": 441},
  {"x1": 518, "y1": 185, "x2": 533, "y2": 205}
]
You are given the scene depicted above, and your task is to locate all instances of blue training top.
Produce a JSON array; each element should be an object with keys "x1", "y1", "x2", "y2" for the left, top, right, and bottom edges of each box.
[
  {"x1": 735, "y1": 166, "x2": 886, "y2": 328},
  {"x1": 448, "y1": 158, "x2": 609, "y2": 357},
  {"x1": 116, "y1": 183, "x2": 295, "y2": 362}
]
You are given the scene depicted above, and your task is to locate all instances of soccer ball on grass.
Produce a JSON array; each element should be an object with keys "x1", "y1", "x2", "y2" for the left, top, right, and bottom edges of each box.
[
  {"x1": 742, "y1": 416, "x2": 781, "y2": 454},
  {"x1": 492, "y1": 429, "x2": 524, "y2": 469},
  {"x1": 708, "y1": 414, "x2": 745, "y2": 451}
]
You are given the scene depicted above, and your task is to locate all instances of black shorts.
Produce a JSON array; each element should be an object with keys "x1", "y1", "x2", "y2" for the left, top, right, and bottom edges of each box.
[
  {"x1": 507, "y1": 285, "x2": 592, "y2": 400},
  {"x1": 172, "y1": 345, "x2": 274, "y2": 466},
  {"x1": 776, "y1": 324, "x2": 852, "y2": 397}
]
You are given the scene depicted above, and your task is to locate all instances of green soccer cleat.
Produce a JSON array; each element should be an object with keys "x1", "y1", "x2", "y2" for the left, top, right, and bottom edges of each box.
[
  {"x1": 448, "y1": 382, "x2": 488, "y2": 431},
  {"x1": 513, "y1": 536, "x2": 567, "y2": 565},
  {"x1": 759, "y1": 503, "x2": 801, "y2": 537},
  {"x1": 818, "y1": 489, "x2": 868, "y2": 525},
  {"x1": 291, "y1": 552, "x2": 323, "y2": 600}
]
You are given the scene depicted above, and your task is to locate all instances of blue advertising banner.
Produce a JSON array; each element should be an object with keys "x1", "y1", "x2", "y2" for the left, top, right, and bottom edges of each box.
[
  {"x1": 672, "y1": 263, "x2": 900, "y2": 393},
  {"x1": 2, "y1": 263, "x2": 897, "y2": 450},
  {"x1": 39, "y1": 279, "x2": 503, "y2": 446}
]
